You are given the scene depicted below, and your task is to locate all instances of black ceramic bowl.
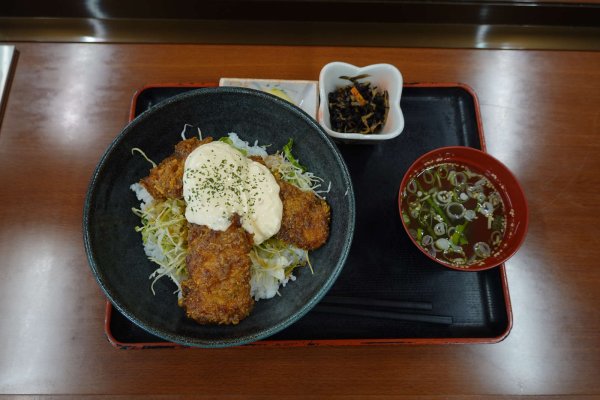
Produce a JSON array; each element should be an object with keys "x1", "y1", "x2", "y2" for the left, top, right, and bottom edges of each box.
[{"x1": 83, "y1": 87, "x2": 355, "y2": 348}]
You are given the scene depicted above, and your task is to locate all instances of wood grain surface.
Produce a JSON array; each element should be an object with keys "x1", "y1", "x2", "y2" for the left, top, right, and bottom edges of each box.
[{"x1": 0, "y1": 43, "x2": 598, "y2": 398}]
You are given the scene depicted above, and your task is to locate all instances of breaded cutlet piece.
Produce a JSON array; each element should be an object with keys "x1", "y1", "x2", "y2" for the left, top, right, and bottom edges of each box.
[
  {"x1": 275, "y1": 179, "x2": 331, "y2": 250},
  {"x1": 179, "y1": 216, "x2": 255, "y2": 325},
  {"x1": 140, "y1": 136, "x2": 212, "y2": 200}
]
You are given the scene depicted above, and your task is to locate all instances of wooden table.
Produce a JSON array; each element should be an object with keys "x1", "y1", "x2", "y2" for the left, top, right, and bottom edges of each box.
[{"x1": 0, "y1": 42, "x2": 598, "y2": 398}]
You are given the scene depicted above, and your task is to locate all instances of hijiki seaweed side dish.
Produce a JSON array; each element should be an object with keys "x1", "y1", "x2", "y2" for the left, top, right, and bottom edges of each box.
[{"x1": 328, "y1": 74, "x2": 389, "y2": 134}]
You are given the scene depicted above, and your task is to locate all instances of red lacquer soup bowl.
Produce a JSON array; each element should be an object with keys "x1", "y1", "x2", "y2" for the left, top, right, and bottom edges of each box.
[{"x1": 398, "y1": 146, "x2": 528, "y2": 271}]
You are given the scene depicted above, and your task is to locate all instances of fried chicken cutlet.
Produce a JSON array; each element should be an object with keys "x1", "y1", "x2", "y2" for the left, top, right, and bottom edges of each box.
[
  {"x1": 247, "y1": 156, "x2": 331, "y2": 250},
  {"x1": 275, "y1": 179, "x2": 331, "y2": 250},
  {"x1": 140, "y1": 136, "x2": 212, "y2": 200},
  {"x1": 179, "y1": 216, "x2": 255, "y2": 325}
]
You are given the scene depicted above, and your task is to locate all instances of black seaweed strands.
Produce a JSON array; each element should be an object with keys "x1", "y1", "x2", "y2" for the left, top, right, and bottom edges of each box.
[{"x1": 328, "y1": 74, "x2": 390, "y2": 134}]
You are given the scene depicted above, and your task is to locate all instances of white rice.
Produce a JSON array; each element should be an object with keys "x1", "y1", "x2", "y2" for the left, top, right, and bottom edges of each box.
[{"x1": 130, "y1": 182, "x2": 153, "y2": 210}]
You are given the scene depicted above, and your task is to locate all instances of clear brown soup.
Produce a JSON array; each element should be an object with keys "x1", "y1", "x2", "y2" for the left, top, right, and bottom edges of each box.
[{"x1": 401, "y1": 162, "x2": 506, "y2": 267}]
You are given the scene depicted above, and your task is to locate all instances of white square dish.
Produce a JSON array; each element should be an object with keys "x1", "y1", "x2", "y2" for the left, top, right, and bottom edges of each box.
[{"x1": 318, "y1": 62, "x2": 404, "y2": 144}]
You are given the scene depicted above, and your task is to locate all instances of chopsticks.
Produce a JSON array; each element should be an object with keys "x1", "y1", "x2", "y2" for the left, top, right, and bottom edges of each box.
[{"x1": 314, "y1": 296, "x2": 453, "y2": 325}]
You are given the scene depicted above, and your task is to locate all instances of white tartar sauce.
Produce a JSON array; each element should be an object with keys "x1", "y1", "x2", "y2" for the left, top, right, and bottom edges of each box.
[{"x1": 183, "y1": 141, "x2": 282, "y2": 245}]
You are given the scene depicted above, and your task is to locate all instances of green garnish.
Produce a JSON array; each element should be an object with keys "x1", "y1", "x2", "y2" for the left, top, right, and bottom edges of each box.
[{"x1": 283, "y1": 138, "x2": 306, "y2": 172}]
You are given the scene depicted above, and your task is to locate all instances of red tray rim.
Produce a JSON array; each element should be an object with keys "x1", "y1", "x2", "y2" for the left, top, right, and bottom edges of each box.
[{"x1": 104, "y1": 81, "x2": 512, "y2": 349}]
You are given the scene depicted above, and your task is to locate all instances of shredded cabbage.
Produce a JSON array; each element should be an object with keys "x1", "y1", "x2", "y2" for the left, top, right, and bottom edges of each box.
[
  {"x1": 219, "y1": 132, "x2": 269, "y2": 158},
  {"x1": 265, "y1": 152, "x2": 331, "y2": 198},
  {"x1": 249, "y1": 237, "x2": 311, "y2": 300},
  {"x1": 132, "y1": 198, "x2": 188, "y2": 295}
]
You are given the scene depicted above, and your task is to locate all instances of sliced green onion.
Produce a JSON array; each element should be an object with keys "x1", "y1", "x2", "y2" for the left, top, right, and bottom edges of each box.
[{"x1": 450, "y1": 222, "x2": 468, "y2": 246}]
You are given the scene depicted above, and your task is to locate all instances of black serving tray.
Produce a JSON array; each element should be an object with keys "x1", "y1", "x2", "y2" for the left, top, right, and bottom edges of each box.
[{"x1": 105, "y1": 82, "x2": 511, "y2": 348}]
